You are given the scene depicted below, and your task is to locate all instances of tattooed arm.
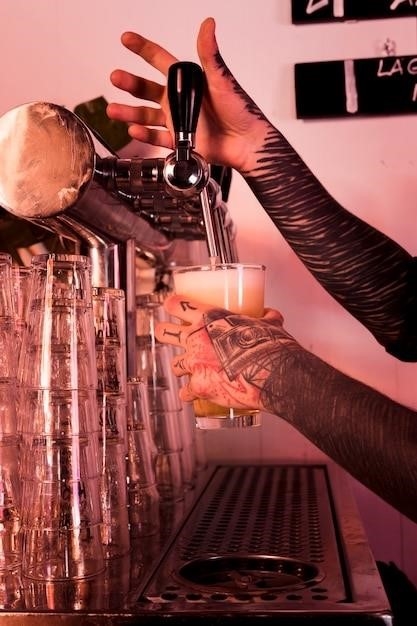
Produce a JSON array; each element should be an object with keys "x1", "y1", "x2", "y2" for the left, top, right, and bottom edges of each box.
[
  {"x1": 107, "y1": 17, "x2": 417, "y2": 360},
  {"x1": 156, "y1": 295, "x2": 417, "y2": 523}
]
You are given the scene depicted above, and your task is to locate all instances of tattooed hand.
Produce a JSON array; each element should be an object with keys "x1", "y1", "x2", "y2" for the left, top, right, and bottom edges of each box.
[
  {"x1": 106, "y1": 17, "x2": 270, "y2": 174},
  {"x1": 154, "y1": 294, "x2": 298, "y2": 412}
]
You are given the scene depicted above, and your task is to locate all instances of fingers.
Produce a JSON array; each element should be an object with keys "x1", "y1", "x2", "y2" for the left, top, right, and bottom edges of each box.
[
  {"x1": 154, "y1": 294, "x2": 211, "y2": 348},
  {"x1": 197, "y1": 17, "x2": 235, "y2": 87},
  {"x1": 263, "y1": 307, "x2": 284, "y2": 324},
  {"x1": 155, "y1": 321, "x2": 189, "y2": 348},
  {"x1": 154, "y1": 309, "x2": 204, "y2": 347},
  {"x1": 127, "y1": 125, "x2": 173, "y2": 149},
  {"x1": 179, "y1": 382, "x2": 197, "y2": 403},
  {"x1": 197, "y1": 17, "x2": 219, "y2": 71},
  {"x1": 171, "y1": 354, "x2": 191, "y2": 377},
  {"x1": 120, "y1": 31, "x2": 178, "y2": 76},
  {"x1": 106, "y1": 101, "x2": 173, "y2": 149},
  {"x1": 106, "y1": 102, "x2": 166, "y2": 127},
  {"x1": 160, "y1": 295, "x2": 283, "y2": 328},
  {"x1": 108, "y1": 31, "x2": 179, "y2": 151},
  {"x1": 109, "y1": 70, "x2": 165, "y2": 103},
  {"x1": 162, "y1": 294, "x2": 211, "y2": 323}
]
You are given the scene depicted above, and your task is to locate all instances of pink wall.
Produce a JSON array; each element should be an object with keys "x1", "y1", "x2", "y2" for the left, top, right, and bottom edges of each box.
[{"x1": 1, "y1": 0, "x2": 417, "y2": 585}]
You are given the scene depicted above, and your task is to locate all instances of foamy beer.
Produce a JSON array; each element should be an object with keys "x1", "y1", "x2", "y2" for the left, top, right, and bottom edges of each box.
[{"x1": 172, "y1": 263, "x2": 266, "y2": 429}]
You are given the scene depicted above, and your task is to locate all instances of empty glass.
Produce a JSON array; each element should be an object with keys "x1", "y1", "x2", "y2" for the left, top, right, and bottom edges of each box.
[
  {"x1": 0, "y1": 253, "x2": 17, "y2": 382},
  {"x1": 11, "y1": 264, "x2": 31, "y2": 357},
  {"x1": 0, "y1": 253, "x2": 14, "y2": 319},
  {"x1": 136, "y1": 293, "x2": 182, "y2": 415},
  {"x1": 126, "y1": 377, "x2": 160, "y2": 538},
  {"x1": 18, "y1": 254, "x2": 98, "y2": 392},
  {"x1": 152, "y1": 299, "x2": 198, "y2": 490},
  {"x1": 0, "y1": 438, "x2": 22, "y2": 570},
  {"x1": 97, "y1": 395, "x2": 130, "y2": 558},
  {"x1": 23, "y1": 576, "x2": 104, "y2": 611},
  {"x1": 93, "y1": 287, "x2": 127, "y2": 396}
]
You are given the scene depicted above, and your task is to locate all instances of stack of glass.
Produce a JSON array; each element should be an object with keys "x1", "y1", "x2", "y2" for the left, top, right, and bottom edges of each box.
[
  {"x1": 152, "y1": 297, "x2": 200, "y2": 489},
  {"x1": 136, "y1": 293, "x2": 195, "y2": 503},
  {"x1": 92, "y1": 287, "x2": 130, "y2": 559},
  {"x1": 17, "y1": 254, "x2": 105, "y2": 581},
  {"x1": 0, "y1": 253, "x2": 23, "y2": 605}
]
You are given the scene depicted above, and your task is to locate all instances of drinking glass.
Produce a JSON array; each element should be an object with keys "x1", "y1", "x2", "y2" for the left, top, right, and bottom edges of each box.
[
  {"x1": 0, "y1": 438, "x2": 22, "y2": 570},
  {"x1": 125, "y1": 377, "x2": 160, "y2": 538},
  {"x1": 18, "y1": 254, "x2": 98, "y2": 392},
  {"x1": 0, "y1": 253, "x2": 14, "y2": 319},
  {"x1": 136, "y1": 293, "x2": 182, "y2": 414},
  {"x1": 172, "y1": 263, "x2": 266, "y2": 429},
  {"x1": 97, "y1": 395, "x2": 130, "y2": 558},
  {"x1": 11, "y1": 264, "x2": 31, "y2": 357},
  {"x1": 23, "y1": 576, "x2": 104, "y2": 611},
  {"x1": 0, "y1": 253, "x2": 17, "y2": 382}
]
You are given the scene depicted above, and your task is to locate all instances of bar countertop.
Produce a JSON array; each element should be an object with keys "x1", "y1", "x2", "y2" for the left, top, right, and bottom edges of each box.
[{"x1": 0, "y1": 464, "x2": 393, "y2": 625}]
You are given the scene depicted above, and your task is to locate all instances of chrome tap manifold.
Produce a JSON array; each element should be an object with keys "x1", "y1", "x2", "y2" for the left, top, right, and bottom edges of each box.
[{"x1": 96, "y1": 155, "x2": 234, "y2": 246}]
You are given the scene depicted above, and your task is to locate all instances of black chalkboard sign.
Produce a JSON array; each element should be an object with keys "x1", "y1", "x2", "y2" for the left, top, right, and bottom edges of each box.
[
  {"x1": 295, "y1": 55, "x2": 417, "y2": 118},
  {"x1": 292, "y1": 0, "x2": 417, "y2": 24}
]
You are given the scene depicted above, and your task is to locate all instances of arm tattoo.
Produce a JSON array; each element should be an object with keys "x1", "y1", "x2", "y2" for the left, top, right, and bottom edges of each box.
[
  {"x1": 214, "y1": 50, "x2": 268, "y2": 120},
  {"x1": 271, "y1": 342, "x2": 417, "y2": 524},
  {"x1": 241, "y1": 126, "x2": 417, "y2": 361}
]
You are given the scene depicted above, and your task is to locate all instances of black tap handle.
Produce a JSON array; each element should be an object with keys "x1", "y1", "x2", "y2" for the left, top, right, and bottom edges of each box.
[
  {"x1": 167, "y1": 62, "x2": 204, "y2": 140},
  {"x1": 164, "y1": 61, "x2": 209, "y2": 197}
]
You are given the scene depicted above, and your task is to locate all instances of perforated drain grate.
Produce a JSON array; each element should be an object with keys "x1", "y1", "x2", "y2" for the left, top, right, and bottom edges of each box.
[
  {"x1": 177, "y1": 464, "x2": 329, "y2": 565},
  {"x1": 136, "y1": 464, "x2": 392, "y2": 623}
]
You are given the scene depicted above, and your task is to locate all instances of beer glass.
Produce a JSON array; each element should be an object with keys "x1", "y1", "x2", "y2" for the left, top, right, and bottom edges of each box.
[{"x1": 172, "y1": 263, "x2": 265, "y2": 429}]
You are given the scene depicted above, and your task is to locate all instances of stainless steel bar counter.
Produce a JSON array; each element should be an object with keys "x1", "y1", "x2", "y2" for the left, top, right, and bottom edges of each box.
[{"x1": 0, "y1": 463, "x2": 393, "y2": 625}]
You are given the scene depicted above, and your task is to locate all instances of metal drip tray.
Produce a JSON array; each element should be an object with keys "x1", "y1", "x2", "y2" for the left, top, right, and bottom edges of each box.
[{"x1": 136, "y1": 463, "x2": 393, "y2": 624}]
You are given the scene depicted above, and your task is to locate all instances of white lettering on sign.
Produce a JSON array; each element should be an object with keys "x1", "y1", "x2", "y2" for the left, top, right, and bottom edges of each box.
[
  {"x1": 376, "y1": 57, "x2": 417, "y2": 106},
  {"x1": 390, "y1": 0, "x2": 417, "y2": 10},
  {"x1": 377, "y1": 57, "x2": 417, "y2": 77},
  {"x1": 305, "y1": 0, "x2": 345, "y2": 16},
  {"x1": 306, "y1": 0, "x2": 330, "y2": 14},
  {"x1": 304, "y1": 0, "x2": 417, "y2": 15},
  {"x1": 344, "y1": 59, "x2": 358, "y2": 113}
]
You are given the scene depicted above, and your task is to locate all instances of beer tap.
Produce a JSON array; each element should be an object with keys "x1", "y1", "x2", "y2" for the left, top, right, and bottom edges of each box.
[{"x1": 163, "y1": 61, "x2": 219, "y2": 263}]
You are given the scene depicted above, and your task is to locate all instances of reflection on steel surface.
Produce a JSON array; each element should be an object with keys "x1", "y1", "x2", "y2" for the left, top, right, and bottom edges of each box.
[
  {"x1": 0, "y1": 464, "x2": 393, "y2": 623},
  {"x1": 0, "y1": 102, "x2": 94, "y2": 218}
]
